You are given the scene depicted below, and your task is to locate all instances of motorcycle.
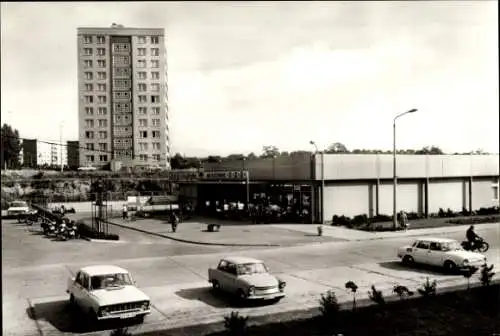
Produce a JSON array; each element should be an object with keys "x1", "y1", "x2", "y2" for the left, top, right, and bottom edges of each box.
[
  {"x1": 461, "y1": 237, "x2": 489, "y2": 253},
  {"x1": 57, "y1": 223, "x2": 68, "y2": 241},
  {"x1": 66, "y1": 222, "x2": 77, "y2": 240},
  {"x1": 43, "y1": 221, "x2": 57, "y2": 237}
]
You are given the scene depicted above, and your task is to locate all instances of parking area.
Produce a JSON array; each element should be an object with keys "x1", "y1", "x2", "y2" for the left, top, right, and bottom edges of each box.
[{"x1": 2, "y1": 219, "x2": 499, "y2": 336}]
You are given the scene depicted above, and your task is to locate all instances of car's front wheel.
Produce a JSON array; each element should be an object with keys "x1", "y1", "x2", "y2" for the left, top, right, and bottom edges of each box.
[
  {"x1": 402, "y1": 255, "x2": 415, "y2": 266},
  {"x1": 211, "y1": 280, "x2": 221, "y2": 292},
  {"x1": 237, "y1": 289, "x2": 247, "y2": 302},
  {"x1": 69, "y1": 295, "x2": 77, "y2": 310},
  {"x1": 444, "y1": 260, "x2": 457, "y2": 273}
]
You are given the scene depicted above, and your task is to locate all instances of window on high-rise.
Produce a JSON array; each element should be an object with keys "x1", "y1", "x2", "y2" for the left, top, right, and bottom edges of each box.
[
  {"x1": 151, "y1": 95, "x2": 160, "y2": 103},
  {"x1": 138, "y1": 107, "x2": 147, "y2": 115},
  {"x1": 138, "y1": 72, "x2": 147, "y2": 80},
  {"x1": 98, "y1": 119, "x2": 108, "y2": 127},
  {"x1": 85, "y1": 119, "x2": 94, "y2": 128},
  {"x1": 152, "y1": 131, "x2": 160, "y2": 138},
  {"x1": 139, "y1": 119, "x2": 148, "y2": 127},
  {"x1": 140, "y1": 131, "x2": 148, "y2": 138},
  {"x1": 99, "y1": 143, "x2": 107, "y2": 151},
  {"x1": 97, "y1": 84, "x2": 106, "y2": 92},
  {"x1": 139, "y1": 142, "x2": 148, "y2": 151},
  {"x1": 96, "y1": 48, "x2": 106, "y2": 56},
  {"x1": 151, "y1": 72, "x2": 159, "y2": 80},
  {"x1": 138, "y1": 36, "x2": 146, "y2": 44},
  {"x1": 83, "y1": 48, "x2": 93, "y2": 56},
  {"x1": 84, "y1": 72, "x2": 93, "y2": 80},
  {"x1": 97, "y1": 36, "x2": 105, "y2": 44},
  {"x1": 152, "y1": 154, "x2": 160, "y2": 161},
  {"x1": 138, "y1": 95, "x2": 147, "y2": 103},
  {"x1": 98, "y1": 131, "x2": 107, "y2": 139},
  {"x1": 85, "y1": 107, "x2": 94, "y2": 115},
  {"x1": 151, "y1": 48, "x2": 159, "y2": 56},
  {"x1": 84, "y1": 84, "x2": 93, "y2": 92},
  {"x1": 85, "y1": 131, "x2": 94, "y2": 139},
  {"x1": 83, "y1": 35, "x2": 93, "y2": 44},
  {"x1": 86, "y1": 155, "x2": 95, "y2": 162},
  {"x1": 97, "y1": 107, "x2": 107, "y2": 115},
  {"x1": 138, "y1": 83, "x2": 147, "y2": 92},
  {"x1": 99, "y1": 155, "x2": 108, "y2": 162},
  {"x1": 139, "y1": 154, "x2": 148, "y2": 161},
  {"x1": 86, "y1": 143, "x2": 94, "y2": 150},
  {"x1": 151, "y1": 36, "x2": 159, "y2": 44},
  {"x1": 97, "y1": 72, "x2": 107, "y2": 80},
  {"x1": 152, "y1": 119, "x2": 160, "y2": 126},
  {"x1": 137, "y1": 60, "x2": 146, "y2": 68},
  {"x1": 138, "y1": 48, "x2": 146, "y2": 56},
  {"x1": 84, "y1": 96, "x2": 93, "y2": 104},
  {"x1": 151, "y1": 60, "x2": 159, "y2": 68},
  {"x1": 97, "y1": 95, "x2": 107, "y2": 104},
  {"x1": 97, "y1": 60, "x2": 106, "y2": 68},
  {"x1": 151, "y1": 83, "x2": 160, "y2": 92},
  {"x1": 84, "y1": 60, "x2": 93, "y2": 68},
  {"x1": 152, "y1": 142, "x2": 160, "y2": 150},
  {"x1": 152, "y1": 107, "x2": 160, "y2": 115}
]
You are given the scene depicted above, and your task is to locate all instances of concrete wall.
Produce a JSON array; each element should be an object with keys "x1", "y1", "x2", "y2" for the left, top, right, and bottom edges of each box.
[
  {"x1": 320, "y1": 177, "x2": 498, "y2": 222},
  {"x1": 315, "y1": 154, "x2": 499, "y2": 180},
  {"x1": 47, "y1": 201, "x2": 126, "y2": 213}
]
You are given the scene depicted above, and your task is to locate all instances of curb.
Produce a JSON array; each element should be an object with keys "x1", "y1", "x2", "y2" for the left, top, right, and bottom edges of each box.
[{"x1": 105, "y1": 220, "x2": 283, "y2": 248}]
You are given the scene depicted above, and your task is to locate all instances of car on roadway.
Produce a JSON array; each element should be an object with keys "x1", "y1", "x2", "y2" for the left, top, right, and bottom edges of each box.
[
  {"x1": 6, "y1": 200, "x2": 36, "y2": 219},
  {"x1": 66, "y1": 265, "x2": 151, "y2": 323},
  {"x1": 397, "y1": 237, "x2": 487, "y2": 272},
  {"x1": 208, "y1": 256, "x2": 286, "y2": 302}
]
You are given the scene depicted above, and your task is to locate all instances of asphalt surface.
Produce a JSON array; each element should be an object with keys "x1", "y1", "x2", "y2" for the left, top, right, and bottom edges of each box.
[{"x1": 2, "y1": 219, "x2": 499, "y2": 336}]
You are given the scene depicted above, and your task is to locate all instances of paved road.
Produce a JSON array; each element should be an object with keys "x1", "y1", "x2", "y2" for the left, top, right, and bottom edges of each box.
[{"x1": 2, "y1": 220, "x2": 499, "y2": 336}]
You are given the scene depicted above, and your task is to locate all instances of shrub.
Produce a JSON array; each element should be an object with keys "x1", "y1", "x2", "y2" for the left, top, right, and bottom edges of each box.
[
  {"x1": 109, "y1": 328, "x2": 132, "y2": 336},
  {"x1": 331, "y1": 215, "x2": 351, "y2": 227},
  {"x1": 438, "y1": 208, "x2": 446, "y2": 218},
  {"x1": 393, "y1": 284, "x2": 414, "y2": 300},
  {"x1": 480, "y1": 263, "x2": 495, "y2": 286},
  {"x1": 463, "y1": 266, "x2": 479, "y2": 289},
  {"x1": 406, "y1": 212, "x2": 421, "y2": 220},
  {"x1": 461, "y1": 207, "x2": 470, "y2": 216},
  {"x1": 446, "y1": 208, "x2": 456, "y2": 218},
  {"x1": 224, "y1": 311, "x2": 248, "y2": 336},
  {"x1": 345, "y1": 281, "x2": 358, "y2": 310},
  {"x1": 319, "y1": 289, "x2": 340, "y2": 320},
  {"x1": 476, "y1": 206, "x2": 500, "y2": 216},
  {"x1": 368, "y1": 285, "x2": 385, "y2": 306},
  {"x1": 418, "y1": 277, "x2": 437, "y2": 297},
  {"x1": 370, "y1": 214, "x2": 392, "y2": 223}
]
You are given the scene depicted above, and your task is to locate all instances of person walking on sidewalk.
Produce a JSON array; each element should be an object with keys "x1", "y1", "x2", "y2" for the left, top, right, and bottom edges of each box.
[
  {"x1": 399, "y1": 210, "x2": 409, "y2": 231},
  {"x1": 122, "y1": 204, "x2": 128, "y2": 220}
]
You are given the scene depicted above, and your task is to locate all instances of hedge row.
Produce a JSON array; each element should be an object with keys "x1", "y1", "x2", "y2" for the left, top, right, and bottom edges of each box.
[
  {"x1": 331, "y1": 206, "x2": 500, "y2": 229},
  {"x1": 76, "y1": 221, "x2": 119, "y2": 240}
]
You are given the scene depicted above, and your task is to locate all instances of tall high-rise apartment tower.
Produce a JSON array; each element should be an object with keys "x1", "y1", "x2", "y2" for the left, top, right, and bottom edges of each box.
[{"x1": 77, "y1": 24, "x2": 170, "y2": 169}]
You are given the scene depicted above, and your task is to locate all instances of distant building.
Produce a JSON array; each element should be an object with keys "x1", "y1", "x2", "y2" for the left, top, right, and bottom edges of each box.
[
  {"x1": 77, "y1": 24, "x2": 170, "y2": 169},
  {"x1": 67, "y1": 141, "x2": 80, "y2": 169},
  {"x1": 21, "y1": 139, "x2": 67, "y2": 168}
]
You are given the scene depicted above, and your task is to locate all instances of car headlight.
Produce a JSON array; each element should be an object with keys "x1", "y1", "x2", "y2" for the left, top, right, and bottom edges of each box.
[
  {"x1": 142, "y1": 301, "x2": 150, "y2": 310},
  {"x1": 248, "y1": 286, "x2": 255, "y2": 296},
  {"x1": 463, "y1": 259, "x2": 469, "y2": 266},
  {"x1": 278, "y1": 280, "x2": 286, "y2": 291},
  {"x1": 99, "y1": 307, "x2": 109, "y2": 316}
]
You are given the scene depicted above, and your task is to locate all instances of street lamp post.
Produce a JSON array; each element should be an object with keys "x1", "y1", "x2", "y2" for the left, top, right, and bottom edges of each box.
[
  {"x1": 242, "y1": 157, "x2": 250, "y2": 209},
  {"x1": 393, "y1": 108, "x2": 418, "y2": 230},
  {"x1": 310, "y1": 141, "x2": 324, "y2": 224}
]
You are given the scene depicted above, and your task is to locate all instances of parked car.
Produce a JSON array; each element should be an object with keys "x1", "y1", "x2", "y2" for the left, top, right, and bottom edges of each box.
[
  {"x1": 6, "y1": 200, "x2": 37, "y2": 220},
  {"x1": 397, "y1": 237, "x2": 487, "y2": 272},
  {"x1": 66, "y1": 265, "x2": 151, "y2": 323},
  {"x1": 208, "y1": 256, "x2": 286, "y2": 302}
]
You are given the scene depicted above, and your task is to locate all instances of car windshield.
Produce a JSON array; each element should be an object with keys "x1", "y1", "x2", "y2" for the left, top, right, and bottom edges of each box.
[
  {"x1": 10, "y1": 201, "x2": 28, "y2": 207},
  {"x1": 90, "y1": 273, "x2": 133, "y2": 290},
  {"x1": 237, "y1": 263, "x2": 268, "y2": 275},
  {"x1": 442, "y1": 241, "x2": 462, "y2": 251}
]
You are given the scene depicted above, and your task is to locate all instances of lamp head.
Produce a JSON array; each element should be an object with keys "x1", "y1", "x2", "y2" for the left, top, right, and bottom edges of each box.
[{"x1": 408, "y1": 108, "x2": 418, "y2": 113}]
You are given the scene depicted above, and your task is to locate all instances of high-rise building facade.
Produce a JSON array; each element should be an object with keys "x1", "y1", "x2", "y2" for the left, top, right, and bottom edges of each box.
[{"x1": 77, "y1": 24, "x2": 170, "y2": 169}]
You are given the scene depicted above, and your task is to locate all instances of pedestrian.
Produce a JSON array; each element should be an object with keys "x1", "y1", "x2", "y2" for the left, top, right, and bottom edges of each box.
[
  {"x1": 122, "y1": 203, "x2": 128, "y2": 220},
  {"x1": 400, "y1": 210, "x2": 409, "y2": 231}
]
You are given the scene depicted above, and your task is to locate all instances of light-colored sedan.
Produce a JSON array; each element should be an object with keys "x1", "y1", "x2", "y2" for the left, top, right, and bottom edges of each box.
[
  {"x1": 208, "y1": 256, "x2": 286, "y2": 302},
  {"x1": 66, "y1": 265, "x2": 151, "y2": 322},
  {"x1": 397, "y1": 237, "x2": 487, "y2": 272}
]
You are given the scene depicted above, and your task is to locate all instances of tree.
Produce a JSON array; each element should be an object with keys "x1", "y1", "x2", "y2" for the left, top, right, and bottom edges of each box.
[
  {"x1": 1, "y1": 123, "x2": 22, "y2": 169},
  {"x1": 261, "y1": 145, "x2": 280, "y2": 158},
  {"x1": 345, "y1": 281, "x2": 358, "y2": 310},
  {"x1": 415, "y1": 146, "x2": 444, "y2": 155},
  {"x1": 480, "y1": 263, "x2": 495, "y2": 286},
  {"x1": 463, "y1": 266, "x2": 479, "y2": 290},
  {"x1": 170, "y1": 153, "x2": 185, "y2": 169},
  {"x1": 325, "y1": 142, "x2": 349, "y2": 153},
  {"x1": 393, "y1": 284, "x2": 414, "y2": 300}
]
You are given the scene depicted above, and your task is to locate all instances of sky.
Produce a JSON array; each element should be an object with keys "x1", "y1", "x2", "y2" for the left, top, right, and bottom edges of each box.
[{"x1": 1, "y1": 1, "x2": 499, "y2": 157}]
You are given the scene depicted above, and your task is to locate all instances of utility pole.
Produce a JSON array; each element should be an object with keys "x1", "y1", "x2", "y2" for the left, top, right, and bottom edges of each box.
[{"x1": 60, "y1": 122, "x2": 64, "y2": 172}]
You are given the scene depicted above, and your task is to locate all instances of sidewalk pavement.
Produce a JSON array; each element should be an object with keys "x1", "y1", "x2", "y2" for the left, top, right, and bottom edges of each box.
[
  {"x1": 274, "y1": 222, "x2": 500, "y2": 241},
  {"x1": 106, "y1": 218, "x2": 346, "y2": 247}
]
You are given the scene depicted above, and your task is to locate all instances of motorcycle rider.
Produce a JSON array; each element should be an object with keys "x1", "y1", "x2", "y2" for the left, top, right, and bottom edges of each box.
[{"x1": 466, "y1": 225, "x2": 481, "y2": 250}]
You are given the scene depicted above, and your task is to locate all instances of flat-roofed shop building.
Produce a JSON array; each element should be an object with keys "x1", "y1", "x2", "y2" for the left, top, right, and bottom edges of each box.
[{"x1": 177, "y1": 153, "x2": 499, "y2": 223}]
